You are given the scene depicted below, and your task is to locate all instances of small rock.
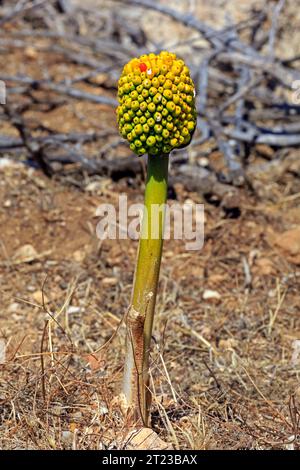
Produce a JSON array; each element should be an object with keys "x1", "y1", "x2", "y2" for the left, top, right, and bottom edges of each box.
[
  {"x1": 90, "y1": 73, "x2": 107, "y2": 86},
  {"x1": 8, "y1": 302, "x2": 21, "y2": 313},
  {"x1": 66, "y1": 306, "x2": 81, "y2": 315},
  {"x1": 13, "y1": 244, "x2": 39, "y2": 264},
  {"x1": 125, "y1": 428, "x2": 173, "y2": 450},
  {"x1": 61, "y1": 431, "x2": 73, "y2": 445},
  {"x1": 73, "y1": 250, "x2": 85, "y2": 263},
  {"x1": 99, "y1": 403, "x2": 109, "y2": 415},
  {"x1": 199, "y1": 157, "x2": 209, "y2": 167},
  {"x1": 272, "y1": 227, "x2": 300, "y2": 264},
  {"x1": 24, "y1": 46, "x2": 37, "y2": 60},
  {"x1": 256, "y1": 144, "x2": 275, "y2": 159},
  {"x1": 219, "y1": 338, "x2": 238, "y2": 350},
  {"x1": 85, "y1": 181, "x2": 103, "y2": 192},
  {"x1": 71, "y1": 411, "x2": 82, "y2": 420},
  {"x1": 27, "y1": 285, "x2": 36, "y2": 292},
  {"x1": 0, "y1": 158, "x2": 20, "y2": 169},
  {"x1": 102, "y1": 277, "x2": 117, "y2": 287},
  {"x1": 33, "y1": 177, "x2": 46, "y2": 189},
  {"x1": 32, "y1": 290, "x2": 49, "y2": 305},
  {"x1": 254, "y1": 258, "x2": 275, "y2": 275},
  {"x1": 86, "y1": 179, "x2": 110, "y2": 193},
  {"x1": 208, "y1": 273, "x2": 227, "y2": 284},
  {"x1": 203, "y1": 289, "x2": 221, "y2": 300}
]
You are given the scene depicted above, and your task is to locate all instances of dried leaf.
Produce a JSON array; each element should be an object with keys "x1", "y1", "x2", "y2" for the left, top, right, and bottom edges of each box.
[{"x1": 86, "y1": 353, "x2": 104, "y2": 372}]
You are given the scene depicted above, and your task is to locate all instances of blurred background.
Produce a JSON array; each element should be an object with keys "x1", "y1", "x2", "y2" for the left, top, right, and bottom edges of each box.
[{"x1": 0, "y1": 0, "x2": 300, "y2": 450}]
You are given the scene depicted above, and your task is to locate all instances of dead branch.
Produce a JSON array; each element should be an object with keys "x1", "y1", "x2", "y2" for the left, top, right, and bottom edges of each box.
[
  {"x1": 0, "y1": 75, "x2": 118, "y2": 107},
  {"x1": 0, "y1": 0, "x2": 299, "y2": 195}
]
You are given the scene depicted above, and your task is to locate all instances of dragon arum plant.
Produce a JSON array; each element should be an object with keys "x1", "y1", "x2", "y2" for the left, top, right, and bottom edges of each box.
[{"x1": 117, "y1": 51, "x2": 197, "y2": 425}]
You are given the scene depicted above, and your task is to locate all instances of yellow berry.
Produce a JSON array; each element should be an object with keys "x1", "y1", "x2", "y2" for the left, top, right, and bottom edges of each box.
[
  {"x1": 163, "y1": 79, "x2": 173, "y2": 89},
  {"x1": 166, "y1": 101, "x2": 175, "y2": 113},
  {"x1": 148, "y1": 102, "x2": 156, "y2": 113},
  {"x1": 152, "y1": 77, "x2": 159, "y2": 88},
  {"x1": 131, "y1": 90, "x2": 138, "y2": 100},
  {"x1": 131, "y1": 101, "x2": 139, "y2": 111},
  {"x1": 187, "y1": 121, "x2": 195, "y2": 132},
  {"x1": 163, "y1": 89, "x2": 173, "y2": 100},
  {"x1": 149, "y1": 87, "x2": 157, "y2": 96},
  {"x1": 143, "y1": 79, "x2": 151, "y2": 89},
  {"x1": 135, "y1": 139, "x2": 142, "y2": 148},
  {"x1": 153, "y1": 93, "x2": 162, "y2": 104},
  {"x1": 135, "y1": 124, "x2": 143, "y2": 135},
  {"x1": 146, "y1": 135, "x2": 156, "y2": 147},
  {"x1": 133, "y1": 75, "x2": 141, "y2": 86}
]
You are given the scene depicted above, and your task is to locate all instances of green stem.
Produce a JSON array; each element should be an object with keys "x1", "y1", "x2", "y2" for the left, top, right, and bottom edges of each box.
[{"x1": 123, "y1": 153, "x2": 169, "y2": 425}]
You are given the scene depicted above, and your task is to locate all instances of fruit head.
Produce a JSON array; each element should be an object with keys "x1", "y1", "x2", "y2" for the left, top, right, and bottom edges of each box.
[{"x1": 117, "y1": 51, "x2": 197, "y2": 156}]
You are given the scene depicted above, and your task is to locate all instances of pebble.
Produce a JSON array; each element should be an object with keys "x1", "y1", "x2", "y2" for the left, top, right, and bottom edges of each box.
[{"x1": 202, "y1": 289, "x2": 221, "y2": 300}]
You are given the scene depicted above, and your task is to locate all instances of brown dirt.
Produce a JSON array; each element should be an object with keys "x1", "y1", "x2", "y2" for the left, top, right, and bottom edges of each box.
[{"x1": 1, "y1": 156, "x2": 300, "y2": 449}]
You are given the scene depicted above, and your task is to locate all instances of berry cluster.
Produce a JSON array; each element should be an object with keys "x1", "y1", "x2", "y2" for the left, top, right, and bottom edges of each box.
[{"x1": 117, "y1": 51, "x2": 197, "y2": 156}]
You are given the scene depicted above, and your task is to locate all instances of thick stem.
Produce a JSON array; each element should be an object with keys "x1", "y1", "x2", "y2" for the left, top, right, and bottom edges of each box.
[{"x1": 122, "y1": 153, "x2": 169, "y2": 426}]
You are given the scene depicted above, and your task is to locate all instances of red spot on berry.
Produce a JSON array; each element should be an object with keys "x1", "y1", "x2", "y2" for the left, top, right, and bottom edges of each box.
[{"x1": 139, "y1": 62, "x2": 147, "y2": 72}]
